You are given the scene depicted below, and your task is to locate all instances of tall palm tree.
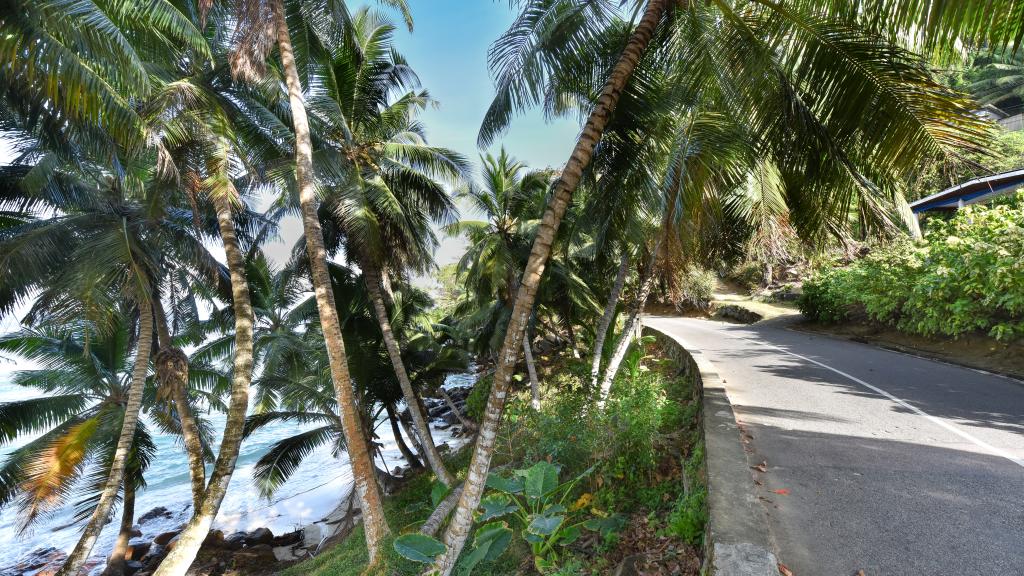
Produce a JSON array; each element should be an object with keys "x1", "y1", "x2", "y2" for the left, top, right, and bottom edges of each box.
[
  {"x1": 308, "y1": 7, "x2": 467, "y2": 486},
  {"x1": 433, "y1": 0, "x2": 1001, "y2": 570}
]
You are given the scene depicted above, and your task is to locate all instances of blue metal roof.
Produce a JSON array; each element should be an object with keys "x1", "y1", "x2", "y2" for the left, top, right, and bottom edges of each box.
[{"x1": 910, "y1": 168, "x2": 1024, "y2": 213}]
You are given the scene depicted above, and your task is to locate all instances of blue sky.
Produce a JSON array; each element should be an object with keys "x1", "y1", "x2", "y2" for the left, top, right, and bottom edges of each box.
[
  {"x1": 261, "y1": 0, "x2": 583, "y2": 269},
  {"x1": 391, "y1": 1, "x2": 581, "y2": 171}
]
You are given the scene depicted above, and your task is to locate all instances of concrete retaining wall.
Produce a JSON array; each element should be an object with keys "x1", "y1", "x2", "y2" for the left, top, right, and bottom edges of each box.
[{"x1": 644, "y1": 325, "x2": 778, "y2": 576}]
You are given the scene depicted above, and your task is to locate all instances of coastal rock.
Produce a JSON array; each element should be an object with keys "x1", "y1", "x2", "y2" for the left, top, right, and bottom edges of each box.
[
  {"x1": 7, "y1": 547, "x2": 65, "y2": 575},
  {"x1": 126, "y1": 539, "x2": 151, "y2": 561},
  {"x1": 138, "y1": 506, "x2": 173, "y2": 524},
  {"x1": 224, "y1": 531, "x2": 248, "y2": 550},
  {"x1": 271, "y1": 530, "x2": 302, "y2": 547},
  {"x1": 203, "y1": 529, "x2": 225, "y2": 548},
  {"x1": 139, "y1": 543, "x2": 167, "y2": 568},
  {"x1": 300, "y1": 523, "x2": 324, "y2": 549},
  {"x1": 152, "y1": 530, "x2": 180, "y2": 546},
  {"x1": 129, "y1": 526, "x2": 143, "y2": 538},
  {"x1": 248, "y1": 527, "x2": 275, "y2": 545},
  {"x1": 232, "y1": 544, "x2": 277, "y2": 571},
  {"x1": 124, "y1": 560, "x2": 145, "y2": 575}
]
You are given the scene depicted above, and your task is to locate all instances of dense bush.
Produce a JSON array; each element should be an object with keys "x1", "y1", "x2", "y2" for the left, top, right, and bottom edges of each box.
[
  {"x1": 799, "y1": 195, "x2": 1024, "y2": 340},
  {"x1": 672, "y1": 267, "x2": 717, "y2": 311}
]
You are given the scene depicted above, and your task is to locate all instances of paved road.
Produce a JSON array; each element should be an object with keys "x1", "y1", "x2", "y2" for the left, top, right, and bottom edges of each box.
[{"x1": 645, "y1": 316, "x2": 1024, "y2": 576}]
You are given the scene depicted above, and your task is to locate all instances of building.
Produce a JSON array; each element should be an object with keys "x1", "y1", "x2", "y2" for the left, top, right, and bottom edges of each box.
[{"x1": 909, "y1": 168, "x2": 1024, "y2": 214}]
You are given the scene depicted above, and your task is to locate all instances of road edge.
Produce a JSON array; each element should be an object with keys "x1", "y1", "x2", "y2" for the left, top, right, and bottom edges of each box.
[{"x1": 643, "y1": 323, "x2": 779, "y2": 576}]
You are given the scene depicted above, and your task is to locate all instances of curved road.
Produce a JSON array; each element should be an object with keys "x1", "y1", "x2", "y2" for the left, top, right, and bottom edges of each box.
[{"x1": 645, "y1": 315, "x2": 1024, "y2": 576}]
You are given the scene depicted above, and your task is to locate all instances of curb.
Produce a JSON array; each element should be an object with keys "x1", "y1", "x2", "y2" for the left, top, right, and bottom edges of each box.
[{"x1": 643, "y1": 324, "x2": 778, "y2": 576}]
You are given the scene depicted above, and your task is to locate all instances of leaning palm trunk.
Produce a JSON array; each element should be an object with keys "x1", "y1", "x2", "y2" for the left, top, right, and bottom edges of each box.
[
  {"x1": 58, "y1": 302, "x2": 154, "y2": 576},
  {"x1": 386, "y1": 403, "x2": 422, "y2": 470},
  {"x1": 590, "y1": 251, "x2": 630, "y2": 388},
  {"x1": 597, "y1": 248, "x2": 660, "y2": 406},
  {"x1": 154, "y1": 305, "x2": 205, "y2": 511},
  {"x1": 100, "y1": 475, "x2": 135, "y2": 576},
  {"x1": 430, "y1": 2, "x2": 667, "y2": 572},
  {"x1": 269, "y1": 0, "x2": 389, "y2": 560},
  {"x1": 364, "y1": 263, "x2": 454, "y2": 486},
  {"x1": 437, "y1": 388, "x2": 477, "y2": 433},
  {"x1": 523, "y1": 338, "x2": 540, "y2": 410},
  {"x1": 151, "y1": 189, "x2": 255, "y2": 576}
]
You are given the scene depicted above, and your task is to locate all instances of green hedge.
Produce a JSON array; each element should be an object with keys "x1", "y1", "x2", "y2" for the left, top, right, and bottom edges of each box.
[{"x1": 799, "y1": 194, "x2": 1024, "y2": 341}]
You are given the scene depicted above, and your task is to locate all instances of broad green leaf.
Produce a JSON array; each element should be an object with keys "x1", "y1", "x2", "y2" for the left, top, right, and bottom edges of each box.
[
  {"x1": 458, "y1": 522, "x2": 512, "y2": 576},
  {"x1": 559, "y1": 525, "x2": 581, "y2": 545},
  {"x1": 393, "y1": 533, "x2": 446, "y2": 563},
  {"x1": 527, "y1": 513, "x2": 564, "y2": 536},
  {"x1": 477, "y1": 493, "x2": 517, "y2": 521},
  {"x1": 583, "y1": 514, "x2": 626, "y2": 537},
  {"x1": 486, "y1": 472, "x2": 523, "y2": 494},
  {"x1": 522, "y1": 460, "x2": 560, "y2": 499},
  {"x1": 431, "y1": 480, "x2": 450, "y2": 508}
]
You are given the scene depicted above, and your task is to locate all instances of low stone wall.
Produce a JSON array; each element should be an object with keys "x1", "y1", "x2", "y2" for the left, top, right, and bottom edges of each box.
[{"x1": 643, "y1": 326, "x2": 778, "y2": 576}]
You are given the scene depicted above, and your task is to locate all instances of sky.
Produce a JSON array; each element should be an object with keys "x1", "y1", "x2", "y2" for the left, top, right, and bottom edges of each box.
[{"x1": 262, "y1": 0, "x2": 582, "y2": 268}]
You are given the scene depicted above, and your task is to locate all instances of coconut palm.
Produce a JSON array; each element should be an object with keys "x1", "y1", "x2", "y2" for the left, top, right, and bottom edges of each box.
[{"x1": 305, "y1": 6, "x2": 467, "y2": 486}]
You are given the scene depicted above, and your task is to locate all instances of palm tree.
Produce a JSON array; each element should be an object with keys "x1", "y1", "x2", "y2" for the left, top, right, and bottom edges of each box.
[
  {"x1": 307, "y1": 7, "x2": 467, "y2": 486},
  {"x1": 433, "y1": 0, "x2": 1001, "y2": 570}
]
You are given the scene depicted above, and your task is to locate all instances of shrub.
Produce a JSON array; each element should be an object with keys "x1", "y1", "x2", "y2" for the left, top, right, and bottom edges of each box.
[
  {"x1": 672, "y1": 267, "x2": 717, "y2": 311},
  {"x1": 799, "y1": 194, "x2": 1024, "y2": 340}
]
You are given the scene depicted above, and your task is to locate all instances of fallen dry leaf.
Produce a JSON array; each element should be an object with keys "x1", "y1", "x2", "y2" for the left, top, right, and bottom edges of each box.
[
  {"x1": 772, "y1": 488, "x2": 790, "y2": 495},
  {"x1": 778, "y1": 562, "x2": 795, "y2": 576},
  {"x1": 751, "y1": 460, "x2": 768, "y2": 472},
  {"x1": 855, "y1": 571, "x2": 866, "y2": 576}
]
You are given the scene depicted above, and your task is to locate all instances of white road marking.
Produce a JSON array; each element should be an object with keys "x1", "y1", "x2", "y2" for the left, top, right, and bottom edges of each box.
[{"x1": 671, "y1": 319, "x2": 1024, "y2": 469}]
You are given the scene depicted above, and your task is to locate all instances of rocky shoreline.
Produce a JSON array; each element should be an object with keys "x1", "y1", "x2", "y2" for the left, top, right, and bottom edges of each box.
[{"x1": 7, "y1": 385, "x2": 476, "y2": 576}]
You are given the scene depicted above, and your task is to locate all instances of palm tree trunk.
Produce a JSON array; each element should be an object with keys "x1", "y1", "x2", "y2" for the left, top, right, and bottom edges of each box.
[
  {"x1": 560, "y1": 302, "x2": 579, "y2": 358},
  {"x1": 437, "y1": 388, "x2": 477, "y2": 433},
  {"x1": 364, "y1": 263, "x2": 454, "y2": 485},
  {"x1": 387, "y1": 403, "x2": 422, "y2": 470},
  {"x1": 523, "y1": 337, "x2": 540, "y2": 410},
  {"x1": 590, "y1": 251, "x2": 630, "y2": 388},
  {"x1": 430, "y1": 2, "x2": 667, "y2": 572},
  {"x1": 101, "y1": 479, "x2": 135, "y2": 576},
  {"x1": 153, "y1": 303, "x2": 205, "y2": 512},
  {"x1": 269, "y1": 0, "x2": 389, "y2": 560},
  {"x1": 597, "y1": 248, "x2": 660, "y2": 406},
  {"x1": 58, "y1": 302, "x2": 154, "y2": 576},
  {"x1": 399, "y1": 411, "x2": 426, "y2": 460},
  {"x1": 151, "y1": 185, "x2": 255, "y2": 576}
]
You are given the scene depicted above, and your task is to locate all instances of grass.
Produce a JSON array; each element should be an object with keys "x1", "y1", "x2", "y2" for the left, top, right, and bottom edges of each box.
[{"x1": 284, "y1": 347, "x2": 706, "y2": 576}]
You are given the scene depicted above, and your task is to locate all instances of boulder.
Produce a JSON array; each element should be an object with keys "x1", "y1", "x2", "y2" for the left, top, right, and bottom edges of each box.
[
  {"x1": 137, "y1": 506, "x2": 173, "y2": 524},
  {"x1": 271, "y1": 530, "x2": 302, "y2": 547},
  {"x1": 126, "y1": 539, "x2": 151, "y2": 561},
  {"x1": 247, "y1": 527, "x2": 275, "y2": 545},
  {"x1": 203, "y1": 529, "x2": 226, "y2": 548},
  {"x1": 124, "y1": 560, "x2": 145, "y2": 576},
  {"x1": 224, "y1": 531, "x2": 248, "y2": 550},
  {"x1": 9, "y1": 547, "x2": 66, "y2": 574},
  {"x1": 129, "y1": 526, "x2": 143, "y2": 538},
  {"x1": 300, "y1": 523, "x2": 324, "y2": 549},
  {"x1": 139, "y1": 543, "x2": 167, "y2": 569},
  {"x1": 232, "y1": 544, "x2": 277, "y2": 572},
  {"x1": 152, "y1": 530, "x2": 180, "y2": 546}
]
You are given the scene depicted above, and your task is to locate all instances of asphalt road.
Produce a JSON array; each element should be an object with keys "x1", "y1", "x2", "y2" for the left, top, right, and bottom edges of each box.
[{"x1": 645, "y1": 316, "x2": 1024, "y2": 576}]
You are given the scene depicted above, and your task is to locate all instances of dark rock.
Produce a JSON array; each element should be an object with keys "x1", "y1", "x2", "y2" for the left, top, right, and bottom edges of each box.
[
  {"x1": 124, "y1": 560, "x2": 145, "y2": 575},
  {"x1": 129, "y1": 526, "x2": 143, "y2": 538},
  {"x1": 270, "y1": 530, "x2": 302, "y2": 548},
  {"x1": 139, "y1": 543, "x2": 167, "y2": 568},
  {"x1": 10, "y1": 547, "x2": 65, "y2": 574},
  {"x1": 138, "y1": 506, "x2": 173, "y2": 524},
  {"x1": 152, "y1": 530, "x2": 180, "y2": 546},
  {"x1": 713, "y1": 304, "x2": 763, "y2": 324},
  {"x1": 224, "y1": 531, "x2": 248, "y2": 550},
  {"x1": 232, "y1": 543, "x2": 278, "y2": 571},
  {"x1": 202, "y1": 529, "x2": 225, "y2": 548},
  {"x1": 248, "y1": 527, "x2": 274, "y2": 545},
  {"x1": 126, "y1": 539, "x2": 151, "y2": 561}
]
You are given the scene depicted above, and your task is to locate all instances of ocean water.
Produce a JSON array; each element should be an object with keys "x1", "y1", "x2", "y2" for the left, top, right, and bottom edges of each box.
[{"x1": 1, "y1": 373, "x2": 474, "y2": 571}]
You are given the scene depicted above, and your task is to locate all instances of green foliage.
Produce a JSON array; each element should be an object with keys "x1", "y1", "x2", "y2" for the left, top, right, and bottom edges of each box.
[
  {"x1": 664, "y1": 442, "x2": 707, "y2": 546},
  {"x1": 465, "y1": 375, "x2": 493, "y2": 423},
  {"x1": 800, "y1": 195, "x2": 1024, "y2": 340}
]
